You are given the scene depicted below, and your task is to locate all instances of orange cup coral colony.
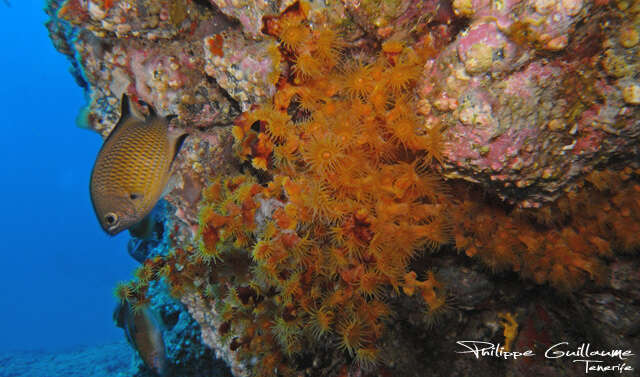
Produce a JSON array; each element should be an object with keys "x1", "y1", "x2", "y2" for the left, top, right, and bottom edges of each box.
[{"x1": 114, "y1": 1, "x2": 640, "y2": 375}]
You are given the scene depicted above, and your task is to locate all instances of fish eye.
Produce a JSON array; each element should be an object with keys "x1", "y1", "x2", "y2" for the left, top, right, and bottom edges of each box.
[
  {"x1": 130, "y1": 193, "x2": 139, "y2": 200},
  {"x1": 105, "y1": 212, "x2": 119, "y2": 226}
]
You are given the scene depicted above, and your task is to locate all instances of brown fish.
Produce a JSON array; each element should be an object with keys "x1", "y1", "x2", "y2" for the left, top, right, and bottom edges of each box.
[
  {"x1": 90, "y1": 94, "x2": 187, "y2": 235},
  {"x1": 114, "y1": 301, "x2": 168, "y2": 376}
]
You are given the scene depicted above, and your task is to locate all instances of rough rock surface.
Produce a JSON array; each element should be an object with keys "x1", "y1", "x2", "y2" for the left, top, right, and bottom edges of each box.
[{"x1": 417, "y1": 0, "x2": 640, "y2": 207}]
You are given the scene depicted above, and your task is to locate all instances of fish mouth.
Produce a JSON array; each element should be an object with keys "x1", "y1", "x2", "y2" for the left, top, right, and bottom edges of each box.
[
  {"x1": 102, "y1": 202, "x2": 140, "y2": 235},
  {"x1": 106, "y1": 225, "x2": 124, "y2": 236}
]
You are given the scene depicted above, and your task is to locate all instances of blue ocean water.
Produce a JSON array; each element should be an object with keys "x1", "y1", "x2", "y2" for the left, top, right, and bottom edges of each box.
[{"x1": 0, "y1": 1, "x2": 136, "y2": 352}]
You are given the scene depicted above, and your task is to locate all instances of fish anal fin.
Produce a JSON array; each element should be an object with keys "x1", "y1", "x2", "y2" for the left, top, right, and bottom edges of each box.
[{"x1": 161, "y1": 173, "x2": 179, "y2": 198}]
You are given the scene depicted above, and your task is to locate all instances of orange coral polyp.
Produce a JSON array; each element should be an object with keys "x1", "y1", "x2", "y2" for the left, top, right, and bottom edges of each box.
[
  {"x1": 387, "y1": 65, "x2": 420, "y2": 92},
  {"x1": 255, "y1": 106, "x2": 291, "y2": 143},
  {"x1": 387, "y1": 116, "x2": 422, "y2": 150},
  {"x1": 293, "y1": 53, "x2": 323, "y2": 81},
  {"x1": 337, "y1": 317, "x2": 370, "y2": 356},
  {"x1": 301, "y1": 134, "x2": 347, "y2": 176},
  {"x1": 357, "y1": 271, "x2": 384, "y2": 299},
  {"x1": 278, "y1": 21, "x2": 311, "y2": 51},
  {"x1": 313, "y1": 26, "x2": 344, "y2": 67},
  {"x1": 308, "y1": 306, "x2": 334, "y2": 339},
  {"x1": 341, "y1": 60, "x2": 376, "y2": 100},
  {"x1": 423, "y1": 123, "x2": 446, "y2": 165}
]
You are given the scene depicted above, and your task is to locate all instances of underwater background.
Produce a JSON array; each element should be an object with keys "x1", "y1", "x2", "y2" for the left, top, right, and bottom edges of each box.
[
  {"x1": 0, "y1": 0, "x2": 135, "y2": 353},
  {"x1": 2, "y1": 0, "x2": 639, "y2": 376}
]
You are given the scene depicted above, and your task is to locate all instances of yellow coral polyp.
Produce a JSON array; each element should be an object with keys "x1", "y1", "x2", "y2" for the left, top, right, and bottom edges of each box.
[
  {"x1": 307, "y1": 306, "x2": 334, "y2": 339},
  {"x1": 134, "y1": 264, "x2": 155, "y2": 284},
  {"x1": 113, "y1": 281, "x2": 133, "y2": 303},
  {"x1": 300, "y1": 134, "x2": 347, "y2": 176},
  {"x1": 196, "y1": 239, "x2": 222, "y2": 264},
  {"x1": 384, "y1": 58, "x2": 422, "y2": 93},
  {"x1": 254, "y1": 105, "x2": 291, "y2": 143},
  {"x1": 355, "y1": 346, "x2": 379, "y2": 371},
  {"x1": 278, "y1": 21, "x2": 311, "y2": 51},
  {"x1": 293, "y1": 53, "x2": 323, "y2": 81},
  {"x1": 337, "y1": 317, "x2": 370, "y2": 356},
  {"x1": 251, "y1": 239, "x2": 273, "y2": 263},
  {"x1": 341, "y1": 60, "x2": 376, "y2": 100},
  {"x1": 313, "y1": 26, "x2": 344, "y2": 65}
]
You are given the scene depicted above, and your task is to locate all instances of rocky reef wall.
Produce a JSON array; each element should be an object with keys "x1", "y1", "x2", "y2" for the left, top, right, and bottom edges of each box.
[{"x1": 47, "y1": 1, "x2": 639, "y2": 376}]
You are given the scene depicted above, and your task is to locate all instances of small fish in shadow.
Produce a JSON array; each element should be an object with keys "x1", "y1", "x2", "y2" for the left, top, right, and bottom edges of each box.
[{"x1": 114, "y1": 301, "x2": 168, "y2": 376}]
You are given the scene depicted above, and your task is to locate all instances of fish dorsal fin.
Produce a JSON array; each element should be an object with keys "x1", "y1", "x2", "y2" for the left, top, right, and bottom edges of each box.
[
  {"x1": 120, "y1": 93, "x2": 132, "y2": 120},
  {"x1": 138, "y1": 100, "x2": 157, "y2": 119},
  {"x1": 103, "y1": 94, "x2": 135, "y2": 143},
  {"x1": 147, "y1": 103, "x2": 157, "y2": 118}
]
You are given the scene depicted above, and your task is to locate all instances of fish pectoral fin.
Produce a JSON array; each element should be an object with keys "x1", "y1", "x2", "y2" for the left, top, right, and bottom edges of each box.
[
  {"x1": 162, "y1": 132, "x2": 188, "y2": 198},
  {"x1": 129, "y1": 212, "x2": 155, "y2": 239},
  {"x1": 161, "y1": 174, "x2": 179, "y2": 198}
]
